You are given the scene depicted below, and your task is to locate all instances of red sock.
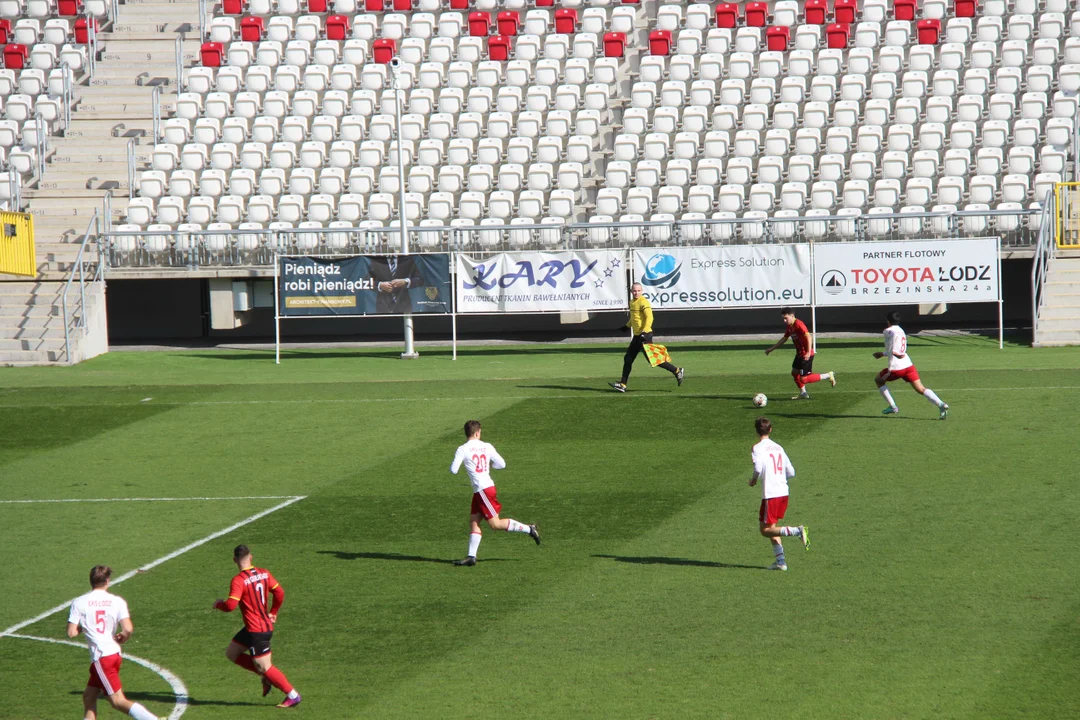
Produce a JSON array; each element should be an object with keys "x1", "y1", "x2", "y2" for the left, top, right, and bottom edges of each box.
[
  {"x1": 804, "y1": 373, "x2": 822, "y2": 384},
  {"x1": 233, "y1": 654, "x2": 258, "y2": 673},
  {"x1": 264, "y1": 666, "x2": 294, "y2": 694}
]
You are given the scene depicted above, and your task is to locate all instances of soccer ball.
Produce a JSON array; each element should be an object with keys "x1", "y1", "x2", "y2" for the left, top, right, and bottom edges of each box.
[{"x1": 752, "y1": 393, "x2": 768, "y2": 408}]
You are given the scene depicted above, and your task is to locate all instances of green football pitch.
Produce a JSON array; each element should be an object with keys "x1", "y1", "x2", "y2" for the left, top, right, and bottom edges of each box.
[{"x1": 1, "y1": 334, "x2": 1078, "y2": 719}]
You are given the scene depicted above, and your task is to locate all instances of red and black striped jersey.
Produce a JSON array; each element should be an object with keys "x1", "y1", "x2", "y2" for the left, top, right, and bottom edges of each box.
[{"x1": 225, "y1": 566, "x2": 282, "y2": 633}]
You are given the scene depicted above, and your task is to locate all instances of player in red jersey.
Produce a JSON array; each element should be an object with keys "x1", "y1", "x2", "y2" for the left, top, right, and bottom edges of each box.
[
  {"x1": 213, "y1": 544, "x2": 301, "y2": 709},
  {"x1": 765, "y1": 308, "x2": 836, "y2": 400}
]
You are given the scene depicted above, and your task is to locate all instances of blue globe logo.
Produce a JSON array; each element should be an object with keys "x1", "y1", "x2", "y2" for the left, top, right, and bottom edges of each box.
[{"x1": 641, "y1": 253, "x2": 681, "y2": 289}]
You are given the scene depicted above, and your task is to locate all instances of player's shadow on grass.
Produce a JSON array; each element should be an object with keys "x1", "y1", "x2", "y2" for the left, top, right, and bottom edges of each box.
[
  {"x1": 593, "y1": 554, "x2": 767, "y2": 571},
  {"x1": 767, "y1": 411, "x2": 921, "y2": 421},
  {"x1": 76, "y1": 691, "x2": 262, "y2": 708},
  {"x1": 518, "y1": 384, "x2": 621, "y2": 394},
  {"x1": 318, "y1": 550, "x2": 513, "y2": 564}
]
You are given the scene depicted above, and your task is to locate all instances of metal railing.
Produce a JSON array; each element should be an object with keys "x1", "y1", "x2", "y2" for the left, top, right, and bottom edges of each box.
[
  {"x1": 151, "y1": 85, "x2": 162, "y2": 143},
  {"x1": 101, "y1": 190, "x2": 112, "y2": 235},
  {"x1": 126, "y1": 138, "x2": 135, "y2": 200},
  {"x1": 197, "y1": 0, "x2": 208, "y2": 42},
  {"x1": 87, "y1": 16, "x2": 97, "y2": 80},
  {"x1": 61, "y1": 211, "x2": 102, "y2": 364},
  {"x1": 4, "y1": 168, "x2": 20, "y2": 211},
  {"x1": 100, "y1": 207, "x2": 1042, "y2": 270},
  {"x1": 1031, "y1": 193, "x2": 1056, "y2": 344},
  {"x1": 33, "y1": 114, "x2": 46, "y2": 180},
  {"x1": 175, "y1": 35, "x2": 184, "y2": 92},
  {"x1": 62, "y1": 64, "x2": 73, "y2": 131}
]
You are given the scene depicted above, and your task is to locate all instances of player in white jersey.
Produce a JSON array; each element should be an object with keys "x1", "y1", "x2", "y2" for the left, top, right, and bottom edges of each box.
[
  {"x1": 66, "y1": 565, "x2": 158, "y2": 720},
  {"x1": 874, "y1": 312, "x2": 949, "y2": 419},
  {"x1": 750, "y1": 418, "x2": 810, "y2": 571},
  {"x1": 449, "y1": 419, "x2": 540, "y2": 566}
]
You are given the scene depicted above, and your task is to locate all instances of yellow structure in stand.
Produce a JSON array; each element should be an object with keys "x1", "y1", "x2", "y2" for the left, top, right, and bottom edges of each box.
[
  {"x1": 1056, "y1": 182, "x2": 1080, "y2": 249},
  {"x1": 0, "y1": 210, "x2": 35, "y2": 277}
]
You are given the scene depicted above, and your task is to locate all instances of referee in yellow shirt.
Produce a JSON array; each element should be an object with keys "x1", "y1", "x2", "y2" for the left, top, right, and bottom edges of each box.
[{"x1": 609, "y1": 283, "x2": 684, "y2": 392}]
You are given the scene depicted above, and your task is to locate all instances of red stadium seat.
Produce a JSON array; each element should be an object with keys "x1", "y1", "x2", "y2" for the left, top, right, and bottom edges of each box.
[
  {"x1": 955, "y1": 0, "x2": 976, "y2": 16},
  {"x1": 894, "y1": 0, "x2": 916, "y2": 21},
  {"x1": 308, "y1": 0, "x2": 327, "y2": 12},
  {"x1": 834, "y1": 0, "x2": 858, "y2": 24},
  {"x1": 535, "y1": 0, "x2": 554, "y2": 5},
  {"x1": 805, "y1": 0, "x2": 827, "y2": 24},
  {"x1": 223, "y1": 0, "x2": 245, "y2": 14},
  {"x1": 393, "y1": 0, "x2": 411, "y2": 9},
  {"x1": 745, "y1": 2, "x2": 768, "y2": 27},
  {"x1": 715, "y1": 3, "x2": 737, "y2": 28},
  {"x1": 649, "y1": 29, "x2": 672, "y2": 55},
  {"x1": 604, "y1": 31, "x2": 626, "y2": 57},
  {"x1": 497, "y1": 11, "x2": 519, "y2": 36},
  {"x1": 364, "y1": 0, "x2": 383, "y2": 10},
  {"x1": 373, "y1": 37, "x2": 396, "y2": 63},
  {"x1": 199, "y1": 41, "x2": 223, "y2": 67},
  {"x1": 488, "y1": 34, "x2": 511, "y2": 60},
  {"x1": 326, "y1": 14, "x2": 350, "y2": 40},
  {"x1": 554, "y1": 8, "x2": 578, "y2": 34},
  {"x1": 3, "y1": 43, "x2": 27, "y2": 69},
  {"x1": 917, "y1": 18, "x2": 940, "y2": 44},
  {"x1": 766, "y1": 25, "x2": 790, "y2": 50},
  {"x1": 57, "y1": 0, "x2": 82, "y2": 15},
  {"x1": 826, "y1": 22, "x2": 850, "y2": 48},
  {"x1": 469, "y1": 11, "x2": 491, "y2": 36},
  {"x1": 75, "y1": 17, "x2": 99, "y2": 43},
  {"x1": 240, "y1": 16, "x2": 265, "y2": 42},
  {"x1": 0, "y1": 19, "x2": 11, "y2": 44},
  {"x1": 449, "y1": 0, "x2": 468, "y2": 8}
]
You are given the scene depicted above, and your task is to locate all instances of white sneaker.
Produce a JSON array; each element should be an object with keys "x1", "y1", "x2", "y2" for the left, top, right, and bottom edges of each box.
[
  {"x1": 768, "y1": 561, "x2": 788, "y2": 571},
  {"x1": 792, "y1": 391, "x2": 810, "y2": 400},
  {"x1": 828, "y1": 371, "x2": 837, "y2": 387}
]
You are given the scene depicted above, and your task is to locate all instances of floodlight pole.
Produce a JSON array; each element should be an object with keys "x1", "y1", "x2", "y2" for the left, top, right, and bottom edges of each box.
[{"x1": 391, "y1": 60, "x2": 418, "y2": 359}]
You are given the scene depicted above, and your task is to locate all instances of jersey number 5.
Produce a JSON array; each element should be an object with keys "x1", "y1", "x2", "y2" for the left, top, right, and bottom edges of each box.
[
  {"x1": 95, "y1": 610, "x2": 107, "y2": 634},
  {"x1": 472, "y1": 454, "x2": 488, "y2": 473},
  {"x1": 770, "y1": 454, "x2": 784, "y2": 475}
]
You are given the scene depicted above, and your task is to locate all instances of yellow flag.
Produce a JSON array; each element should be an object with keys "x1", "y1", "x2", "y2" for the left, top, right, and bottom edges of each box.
[{"x1": 643, "y1": 343, "x2": 671, "y2": 367}]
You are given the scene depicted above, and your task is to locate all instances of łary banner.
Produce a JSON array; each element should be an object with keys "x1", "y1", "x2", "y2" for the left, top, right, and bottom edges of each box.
[
  {"x1": 278, "y1": 254, "x2": 452, "y2": 316},
  {"x1": 456, "y1": 250, "x2": 628, "y2": 313},
  {"x1": 812, "y1": 238, "x2": 999, "y2": 307},
  {"x1": 632, "y1": 245, "x2": 812, "y2": 309}
]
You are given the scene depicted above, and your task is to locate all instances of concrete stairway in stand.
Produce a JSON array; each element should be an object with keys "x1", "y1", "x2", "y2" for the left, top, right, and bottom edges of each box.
[
  {"x1": 0, "y1": 0, "x2": 197, "y2": 363},
  {"x1": 1034, "y1": 257, "x2": 1080, "y2": 347}
]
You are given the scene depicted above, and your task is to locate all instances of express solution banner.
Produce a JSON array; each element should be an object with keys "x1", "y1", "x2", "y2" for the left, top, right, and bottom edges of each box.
[
  {"x1": 632, "y1": 245, "x2": 812, "y2": 309},
  {"x1": 812, "y1": 238, "x2": 999, "y2": 306},
  {"x1": 278, "y1": 254, "x2": 452, "y2": 316},
  {"x1": 456, "y1": 250, "x2": 628, "y2": 313}
]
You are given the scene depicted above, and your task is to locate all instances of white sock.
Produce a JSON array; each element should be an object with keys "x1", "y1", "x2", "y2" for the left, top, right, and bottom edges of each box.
[
  {"x1": 287, "y1": 690, "x2": 300, "y2": 700},
  {"x1": 505, "y1": 519, "x2": 531, "y2": 533},
  {"x1": 879, "y1": 386, "x2": 896, "y2": 408},
  {"x1": 772, "y1": 543, "x2": 785, "y2": 562},
  {"x1": 922, "y1": 388, "x2": 944, "y2": 407},
  {"x1": 128, "y1": 703, "x2": 157, "y2": 720},
  {"x1": 779, "y1": 526, "x2": 802, "y2": 537},
  {"x1": 467, "y1": 532, "x2": 481, "y2": 558}
]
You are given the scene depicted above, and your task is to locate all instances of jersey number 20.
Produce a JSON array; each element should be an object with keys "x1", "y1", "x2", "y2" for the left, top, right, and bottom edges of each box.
[{"x1": 472, "y1": 454, "x2": 488, "y2": 473}]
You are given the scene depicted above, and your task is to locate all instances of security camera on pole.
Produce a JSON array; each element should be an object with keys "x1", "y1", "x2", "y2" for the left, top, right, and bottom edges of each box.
[{"x1": 390, "y1": 56, "x2": 419, "y2": 359}]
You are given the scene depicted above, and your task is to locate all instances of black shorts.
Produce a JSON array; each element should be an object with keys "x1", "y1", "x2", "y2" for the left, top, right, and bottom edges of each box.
[
  {"x1": 791, "y1": 355, "x2": 814, "y2": 376},
  {"x1": 232, "y1": 629, "x2": 273, "y2": 657}
]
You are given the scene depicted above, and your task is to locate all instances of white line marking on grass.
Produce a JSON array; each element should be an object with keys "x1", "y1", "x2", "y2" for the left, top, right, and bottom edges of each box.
[
  {"x1": 0, "y1": 386, "x2": 1076, "y2": 409},
  {"x1": 0, "y1": 496, "x2": 303, "y2": 504},
  {"x1": 0, "y1": 495, "x2": 306, "y2": 637},
  {"x1": 3, "y1": 633, "x2": 189, "y2": 719}
]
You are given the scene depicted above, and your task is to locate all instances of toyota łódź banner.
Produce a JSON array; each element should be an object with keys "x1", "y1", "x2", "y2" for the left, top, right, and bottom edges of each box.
[
  {"x1": 456, "y1": 250, "x2": 628, "y2": 313},
  {"x1": 278, "y1": 254, "x2": 452, "y2": 316},
  {"x1": 632, "y1": 245, "x2": 812, "y2": 309},
  {"x1": 812, "y1": 238, "x2": 1000, "y2": 306}
]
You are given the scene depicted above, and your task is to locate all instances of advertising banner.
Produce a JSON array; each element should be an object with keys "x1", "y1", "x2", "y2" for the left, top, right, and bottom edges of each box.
[
  {"x1": 278, "y1": 254, "x2": 452, "y2": 316},
  {"x1": 632, "y1": 245, "x2": 812, "y2": 309},
  {"x1": 812, "y1": 238, "x2": 1000, "y2": 307},
  {"x1": 456, "y1": 250, "x2": 628, "y2": 313}
]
